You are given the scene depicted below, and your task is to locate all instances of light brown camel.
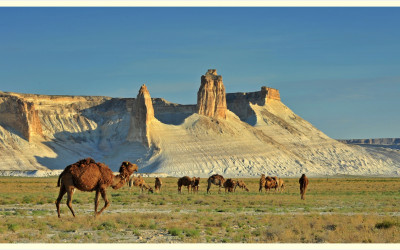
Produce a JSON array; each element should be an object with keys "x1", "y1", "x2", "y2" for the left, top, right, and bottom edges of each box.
[
  {"x1": 235, "y1": 179, "x2": 249, "y2": 192},
  {"x1": 299, "y1": 174, "x2": 309, "y2": 200},
  {"x1": 155, "y1": 177, "x2": 162, "y2": 193},
  {"x1": 191, "y1": 177, "x2": 200, "y2": 193},
  {"x1": 129, "y1": 175, "x2": 153, "y2": 193},
  {"x1": 223, "y1": 178, "x2": 236, "y2": 193},
  {"x1": 276, "y1": 177, "x2": 285, "y2": 192},
  {"x1": 178, "y1": 176, "x2": 192, "y2": 194},
  {"x1": 259, "y1": 174, "x2": 266, "y2": 192},
  {"x1": 56, "y1": 158, "x2": 137, "y2": 217},
  {"x1": 207, "y1": 174, "x2": 225, "y2": 194}
]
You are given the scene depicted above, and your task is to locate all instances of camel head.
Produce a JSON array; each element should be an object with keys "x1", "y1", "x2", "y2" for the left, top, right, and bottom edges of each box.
[{"x1": 119, "y1": 161, "x2": 138, "y2": 182}]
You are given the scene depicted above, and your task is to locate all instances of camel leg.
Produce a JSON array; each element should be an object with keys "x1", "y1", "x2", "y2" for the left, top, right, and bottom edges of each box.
[
  {"x1": 96, "y1": 188, "x2": 110, "y2": 216},
  {"x1": 187, "y1": 185, "x2": 190, "y2": 194},
  {"x1": 56, "y1": 185, "x2": 67, "y2": 218},
  {"x1": 66, "y1": 187, "x2": 76, "y2": 217},
  {"x1": 94, "y1": 189, "x2": 100, "y2": 214},
  {"x1": 207, "y1": 181, "x2": 211, "y2": 194}
]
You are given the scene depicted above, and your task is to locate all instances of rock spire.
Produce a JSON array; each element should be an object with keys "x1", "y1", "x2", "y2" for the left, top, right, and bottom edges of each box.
[
  {"x1": 128, "y1": 84, "x2": 154, "y2": 147},
  {"x1": 196, "y1": 69, "x2": 227, "y2": 119}
]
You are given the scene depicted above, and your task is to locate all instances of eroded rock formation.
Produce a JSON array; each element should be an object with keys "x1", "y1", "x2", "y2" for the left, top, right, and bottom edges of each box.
[
  {"x1": 197, "y1": 69, "x2": 227, "y2": 119},
  {"x1": 128, "y1": 84, "x2": 154, "y2": 147},
  {"x1": 0, "y1": 94, "x2": 42, "y2": 141}
]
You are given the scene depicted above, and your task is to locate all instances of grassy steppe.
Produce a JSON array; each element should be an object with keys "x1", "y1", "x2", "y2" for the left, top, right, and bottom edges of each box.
[{"x1": 0, "y1": 176, "x2": 399, "y2": 243}]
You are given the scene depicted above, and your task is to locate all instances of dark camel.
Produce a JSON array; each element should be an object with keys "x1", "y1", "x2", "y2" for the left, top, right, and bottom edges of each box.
[
  {"x1": 178, "y1": 176, "x2": 192, "y2": 194},
  {"x1": 155, "y1": 177, "x2": 162, "y2": 193},
  {"x1": 299, "y1": 174, "x2": 309, "y2": 200},
  {"x1": 223, "y1": 178, "x2": 236, "y2": 193},
  {"x1": 207, "y1": 174, "x2": 225, "y2": 194},
  {"x1": 56, "y1": 158, "x2": 138, "y2": 217}
]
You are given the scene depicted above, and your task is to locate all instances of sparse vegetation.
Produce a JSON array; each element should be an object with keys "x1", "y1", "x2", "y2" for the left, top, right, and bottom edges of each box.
[{"x1": 0, "y1": 176, "x2": 399, "y2": 243}]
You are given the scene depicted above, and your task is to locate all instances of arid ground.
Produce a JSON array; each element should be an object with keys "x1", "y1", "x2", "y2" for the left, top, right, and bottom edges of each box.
[{"x1": 0, "y1": 176, "x2": 399, "y2": 243}]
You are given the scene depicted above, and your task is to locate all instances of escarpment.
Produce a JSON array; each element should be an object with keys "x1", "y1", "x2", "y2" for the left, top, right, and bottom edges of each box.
[{"x1": 0, "y1": 69, "x2": 399, "y2": 177}]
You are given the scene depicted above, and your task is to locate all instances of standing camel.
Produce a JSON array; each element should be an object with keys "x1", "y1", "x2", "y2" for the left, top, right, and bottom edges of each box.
[
  {"x1": 299, "y1": 174, "x2": 309, "y2": 200},
  {"x1": 178, "y1": 176, "x2": 192, "y2": 194},
  {"x1": 191, "y1": 177, "x2": 200, "y2": 193},
  {"x1": 155, "y1": 177, "x2": 162, "y2": 193},
  {"x1": 259, "y1": 174, "x2": 266, "y2": 192},
  {"x1": 223, "y1": 178, "x2": 236, "y2": 193},
  {"x1": 56, "y1": 158, "x2": 138, "y2": 217},
  {"x1": 207, "y1": 174, "x2": 225, "y2": 194}
]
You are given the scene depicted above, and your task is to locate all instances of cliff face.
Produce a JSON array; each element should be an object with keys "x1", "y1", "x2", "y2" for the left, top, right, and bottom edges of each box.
[
  {"x1": 197, "y1": 69, "x2": 227, "y2": 119},
  {"x1": 0, "y1": 94, "x2": 42, "y2": 141}
]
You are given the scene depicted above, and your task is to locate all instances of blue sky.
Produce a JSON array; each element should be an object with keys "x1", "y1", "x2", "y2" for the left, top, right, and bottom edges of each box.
[{"x1": 0, "y1": 7, "x2": 399, "y2": 139}]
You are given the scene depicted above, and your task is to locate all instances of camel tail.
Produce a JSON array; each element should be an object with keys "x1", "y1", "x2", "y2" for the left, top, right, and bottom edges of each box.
[{"x1": 57, "y1": 171, "x2": 64, "y2": 187}]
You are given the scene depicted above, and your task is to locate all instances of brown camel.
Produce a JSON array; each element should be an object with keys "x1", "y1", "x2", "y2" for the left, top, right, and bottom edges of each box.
[
  {"x1": 129, "y1": 175, "x2": 153, "y2": 193},
  {"x1": 235, "y1": 179, "x2": 249, "y2": 192},
  {"x1": 259, "y1": 174, "x2": 266, "y2": 192},
  {"x1": 155, "y1": 177, "x2": 162, "y2": 193},
  {"x1": 264, "y1": 176, "x2": 277, "y2": 192},
  {"x1": 207, "y1": 174, "x2": 225, "y2": 194},
  {"x1": 223, "y1": 178, "x2": 236, "y2": 193},
  {"x1": 56, "y1": 158, "x2": 137, "y2": 217},
  {"x1": 178, "y1": 176, "x2": 192, "y2": 194},
  {"x1": 299, "y1": 174, "x2": 309, "y2": 200},
  {"x1": 191, "y1": 177, "x2": 200, "y2": 193}
]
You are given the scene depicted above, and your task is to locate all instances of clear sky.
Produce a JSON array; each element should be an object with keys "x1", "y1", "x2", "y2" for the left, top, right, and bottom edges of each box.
[{"x1": 0, "y1": 7, "x2": 399, "y2": 139}]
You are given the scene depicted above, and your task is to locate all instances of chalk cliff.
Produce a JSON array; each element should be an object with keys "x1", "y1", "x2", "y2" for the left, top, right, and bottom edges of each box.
[{"x1": 0, "y1": 70, "x2": 399, "y2": 176}]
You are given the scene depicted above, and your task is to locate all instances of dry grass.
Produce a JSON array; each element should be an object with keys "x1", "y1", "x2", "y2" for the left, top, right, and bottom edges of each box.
[{"x1": 0, "y1": 176, "x2": 399, "y2": 243}]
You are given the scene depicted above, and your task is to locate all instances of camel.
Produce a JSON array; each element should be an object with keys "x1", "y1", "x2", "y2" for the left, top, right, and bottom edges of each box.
[
  {"x1": 191, "y1": 177, "x2": 200, "y2": 193},
  {"x1": 207, "y1": 174, "x2": 225, "y2": 194},
  {"x1": 178, "y1": 176, "x2": 192, "y2": 194},
  {"x1": 299, "y1": 174, "x2": 309, "y2": 200},
  {"x1": 129, "y1": 175, "x2": 153, "y2": 193},
  {"x1": 264, "y1": 176, "x2": 277, "y2": 192},
  {"x1": 259, "y1": 174, "x2": 266, "y2": 192},
  {"x1": 276, "y1": 177, "x2": 285, "y2": 192},
  {"x1": 223, "y1": 178, "x2": 236, "y2": 193},
  {"x1": 56, "y1": 158, "x2": 137, "y2": 217},
  {"x1": 155, "y1": 177, "x2": 162, "y2": 193},
  {"x1": 235, "y1": 179, "x2": 249, "y2": 192}
]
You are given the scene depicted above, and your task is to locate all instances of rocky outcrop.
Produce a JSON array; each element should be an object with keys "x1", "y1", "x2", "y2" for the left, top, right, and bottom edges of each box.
[
  {"x1": 0, "y1": 94, "x2": 42, "y2": 141},
  {"x1": 197, "y1": 69, "x2": 227, "y2": 119},
  {"x1": 226, "y1": 86, "x2": 281, "y2": 123},
  {"x1": 127, "y1": 84, "x2": 155, "y2": 147}
]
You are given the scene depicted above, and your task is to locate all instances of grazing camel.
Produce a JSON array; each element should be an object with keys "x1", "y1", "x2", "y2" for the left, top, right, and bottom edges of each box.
[
  {"x1": 299, "y1": 174, "x2": 309, "y2": 200},
  {"x1": 178, "y1": 176, "x2": 192, "y2": 194},
  {"x1": 259, "y1": 174, "x2": 266, "y2": 192},
  {"x1": 235, "y1": 179, "x2": 249, "y2": 192},
  {"x1": 207, "y1": 174, "x2": 225, "y2": 194},
  {"x1": 129, "y1": 175, "x2": 153, "y2": 193},
  {"x1": 56, "y1": 158, "x2": 137, "y2": 217},
  {"x1": 191, "y1": 177, "x2": 200, "y2": 193},
  {"x1": 155, "y1": 177, "x2": 162, "y2": 193},
  {"x1": 223, "y1": 178, "x2": 236, "y2": 193}
]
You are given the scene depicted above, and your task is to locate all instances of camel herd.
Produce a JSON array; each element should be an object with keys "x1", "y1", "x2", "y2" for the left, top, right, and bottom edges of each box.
[{"x1": 55, "y1": 158, "x2": 309, "y2": 217}]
